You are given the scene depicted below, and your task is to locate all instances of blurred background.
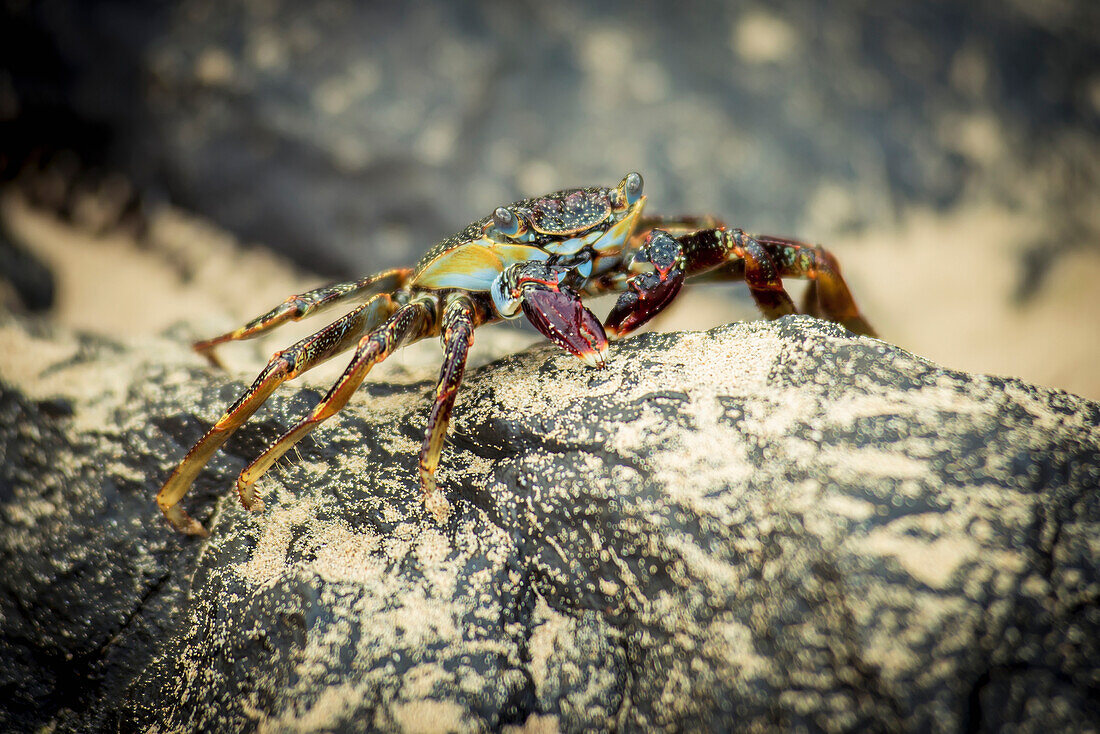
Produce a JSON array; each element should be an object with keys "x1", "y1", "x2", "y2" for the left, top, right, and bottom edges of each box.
[{"x1": 1, "y1": 0, "x2": 1098, "y2": 398}]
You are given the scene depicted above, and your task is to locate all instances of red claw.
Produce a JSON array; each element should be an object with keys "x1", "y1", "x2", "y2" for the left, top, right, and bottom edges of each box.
[
  {"x1": 604, "y1": 268, "x2": 684, "y2": 337},
  {"x1": 605, "y1": 229, "x2": 686, "y2": 338},
  {"x1": 521, "y1": 287, "x2": 609, "y2": 368}
]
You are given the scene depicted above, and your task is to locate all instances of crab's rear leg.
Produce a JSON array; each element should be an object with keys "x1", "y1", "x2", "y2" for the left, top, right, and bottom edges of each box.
[
  {"x1": 236, "y1": 296, "x2": 437, "y2": 505},
  {"x1": 419, "y1": 294, "x2": 479, "y2": 496},
  {"x1": 194, "y1": 268, "x2": 412, "y2": 367},
  {"x1": 753, "y1": 234, "x2": 876, "y2": 337},
  {"x1": 157, "y1": 293, "x2": 401, "y2": 535}
]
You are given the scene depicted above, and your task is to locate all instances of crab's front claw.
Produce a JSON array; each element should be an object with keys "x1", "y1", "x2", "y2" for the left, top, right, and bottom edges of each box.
[
  {"x1": 521, "y1": 285, "x2": 609, "y2": 368},
  {"x1": 605, "y1": 230, "x2": 685, "y2": 337}
]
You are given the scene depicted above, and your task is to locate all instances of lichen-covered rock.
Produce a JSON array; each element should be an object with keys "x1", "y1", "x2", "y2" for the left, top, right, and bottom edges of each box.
[{"x1": 0, "y1": 314, "x2": 1097, "y2": 732}]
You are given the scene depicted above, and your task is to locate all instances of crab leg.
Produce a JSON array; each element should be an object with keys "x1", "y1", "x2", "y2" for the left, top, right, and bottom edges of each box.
[
  {"x1": 752, "y1": 234, "x2": 876, "y2": 336},
  {"x1": 157, "y1": 293, "x2": 400, "y2": 536},
  {"x1": 633, "y1": 214, "x2": 727, "y2": 235},
  {"x1": 728, "y1": 229, "x2": 799, "y2": 319},
  {"x1": 235, "y1": 297, "x2": 437, "y2": 506},
  {"x1": 662, "y1": 228, "x2": 799, "y2": 321},
  {"x1": 605, "y1": 228, "x2": 875, "y2": 338},
  {"x1": 194, "y1": 268, "x2": 412, "y2": 366},
  {"x1": 419, "y1": 294, "x2": 478, "y2": 496}
]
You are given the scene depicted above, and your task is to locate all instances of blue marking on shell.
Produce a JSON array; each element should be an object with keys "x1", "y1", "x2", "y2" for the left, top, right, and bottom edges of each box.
[
  {"x1": 544, "y1": 236, "x2": 587, "y2": 256},
  {"x1": 541, "y1": 207, "x2": 638, "y2": 257},
  {"x1": 593, "y1": 229, "x2": 626, "y2": 253},
  {"x1": 414, "y1": 241, "x2": 549, "y2": 291},
  {"x1": 491, "y1": 272, "x2": 522, "y2": 318}
]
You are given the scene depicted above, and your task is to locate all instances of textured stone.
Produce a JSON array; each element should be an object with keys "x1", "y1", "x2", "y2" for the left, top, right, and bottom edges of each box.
[{"x1": 1, "y1": 313, "x2": 1097, "y2": 731}]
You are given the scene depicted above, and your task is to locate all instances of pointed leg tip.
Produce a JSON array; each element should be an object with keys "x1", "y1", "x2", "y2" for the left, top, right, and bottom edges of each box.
[
  {"x1": 194, "y1": 344, "x2": 225, "y2": 369},
  {"x1": 237, "y1": 478, "x2": 265, "y2": 513},
  {"x1": 843, "y1": 316, "x2": 877, "y2": 339},
  {"x1": 163, "y1": 505, "x2": 210, "y2": 537},
  {"x1": 421, "y1": 480, "x2": 452, "y2": 524}
]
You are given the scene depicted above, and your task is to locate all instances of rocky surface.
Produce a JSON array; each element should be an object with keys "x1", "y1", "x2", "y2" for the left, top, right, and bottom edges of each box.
[
  {"x1": 2, "y1": 2, "x2": 1098, "y2": 728},
  {"x1": 1, "y1": 312, "x2": 1097, "y2": 731}
]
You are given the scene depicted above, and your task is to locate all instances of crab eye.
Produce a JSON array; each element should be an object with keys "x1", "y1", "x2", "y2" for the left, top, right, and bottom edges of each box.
[
  {"x1": 493, "y1": 207, "x2": 524, "y2": 237},
  {"x1": 618, "y1": 172, "x2": 644, "y2": 206}
]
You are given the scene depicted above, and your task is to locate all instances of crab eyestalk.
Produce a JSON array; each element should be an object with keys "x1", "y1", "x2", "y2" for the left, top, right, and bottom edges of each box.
[{"x1": 605, "y1": 229, "x2": 685, "y2": 337}]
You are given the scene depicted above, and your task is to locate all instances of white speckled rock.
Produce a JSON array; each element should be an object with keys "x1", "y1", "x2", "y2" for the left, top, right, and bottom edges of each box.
[{"x1": 1, "y1": 314, "x2": 1097, "y2": 732}]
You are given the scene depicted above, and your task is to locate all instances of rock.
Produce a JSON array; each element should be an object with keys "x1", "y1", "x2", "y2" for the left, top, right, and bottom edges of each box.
[
  {"x1": 4, "y1": 1, "x2": 1097, "y2": 275},
  {"x1": 1, "y1": 313, "x2": 1097, "y2": 731},
  {"x1": 0, "y1": 226, "x2": 54, "y2": 312}
]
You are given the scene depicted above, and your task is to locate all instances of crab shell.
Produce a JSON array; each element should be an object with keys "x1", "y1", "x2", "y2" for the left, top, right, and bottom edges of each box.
[{"x1": 409, "y1": 183, "x2": 647, "y2": 300}]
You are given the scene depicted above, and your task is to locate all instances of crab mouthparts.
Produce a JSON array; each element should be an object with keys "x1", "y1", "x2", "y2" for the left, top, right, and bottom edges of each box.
[{"x1": 520, "y1": 288, "x2": 609, "y2": 368}]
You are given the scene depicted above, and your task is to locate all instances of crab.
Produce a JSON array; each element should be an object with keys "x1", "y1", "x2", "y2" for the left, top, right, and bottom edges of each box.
[{"x1": 157, "y1": 172, "x2": 875, "y2": 535}]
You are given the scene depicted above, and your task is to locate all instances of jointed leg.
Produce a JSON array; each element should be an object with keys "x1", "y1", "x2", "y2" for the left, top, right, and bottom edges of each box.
[
  {"x1": 194, "y1": 268, "x2": 412, "y2": 366},
  {"x1": 603, "y1": 227, "x2": 875, "y2": 338},
  {"x1": 753, "y1": 235, "x2": 876, "y2": 336},
  {"x1": 676, "y1": 228, "x2": 874, "y2": 335},
  {"x1": 236, "y1": 297, "x2": 438, "y2": 506},
  {"x1": 703, "y1": 229, "x2": 798, "y2": 320},
  {"x1": 157, "y1": 293, "x2": 400, "y2": 535},
  {"x1": 419, "y1": 295, "x2": 478, "y2": 496}
]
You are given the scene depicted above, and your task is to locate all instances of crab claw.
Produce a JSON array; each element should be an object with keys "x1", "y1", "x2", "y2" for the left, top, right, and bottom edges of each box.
[
  {"x1": 521, "y1": 286, "x2": 609, "y2": 368},
  {"x1": 605, "y1": 230, "x2": 685, "y2": 337},
  {"x1": 604, "y1": 269, "x2": 684, "y2": 337}
]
